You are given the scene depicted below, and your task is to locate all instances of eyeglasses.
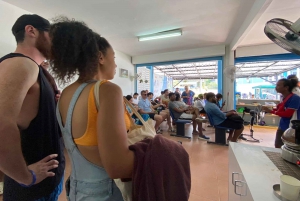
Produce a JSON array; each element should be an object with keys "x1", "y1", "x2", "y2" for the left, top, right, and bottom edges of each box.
[{"x1": 142, "y1": 94, "x2": 146, "y2": 96}]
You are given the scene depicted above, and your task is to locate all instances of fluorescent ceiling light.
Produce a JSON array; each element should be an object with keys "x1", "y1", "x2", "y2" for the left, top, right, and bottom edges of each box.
[{"x1": 138, "y1": 29, "x2": 182, "y2": 41}]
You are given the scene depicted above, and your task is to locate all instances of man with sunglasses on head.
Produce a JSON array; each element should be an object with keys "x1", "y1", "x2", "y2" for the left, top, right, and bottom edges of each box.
[
  {"x1": 138, "y1": 90, "x2": 169, "y2": 133},
  {"x1": 0, "y1": 14, "x2": 65, "y2": 200}
]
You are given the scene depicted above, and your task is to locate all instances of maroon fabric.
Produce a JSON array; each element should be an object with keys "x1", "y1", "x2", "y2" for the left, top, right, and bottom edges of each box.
[{"x1": 129, "y1": 135, "x2": 191, "y2": 201}]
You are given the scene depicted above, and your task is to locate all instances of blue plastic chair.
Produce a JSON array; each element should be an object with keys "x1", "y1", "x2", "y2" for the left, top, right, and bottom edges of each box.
[
  {"x1": 206, "y1": 112, "x2": 233, "y2": 146},
  {"x1": 169, "y1": 108, "x2": 192, "y2": 139}
]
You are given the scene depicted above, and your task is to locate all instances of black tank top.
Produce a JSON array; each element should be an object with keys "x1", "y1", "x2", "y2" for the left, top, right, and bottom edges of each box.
[{"x1": 0, "y1": 53, "x2": 65, "y2": 200}]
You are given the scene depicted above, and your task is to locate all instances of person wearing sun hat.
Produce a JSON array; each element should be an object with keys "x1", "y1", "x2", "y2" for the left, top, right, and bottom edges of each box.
[{"x1": 0, "y1": 14, "x2": 65, "y2": 200}]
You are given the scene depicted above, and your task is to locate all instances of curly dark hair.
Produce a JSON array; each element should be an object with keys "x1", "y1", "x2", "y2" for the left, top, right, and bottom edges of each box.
[
  {"x1": 278, "y1": 78, "x2": 298, "y2": 92},
  {"x1": 49, "y1": 17, "x2": 111, "y2": 84}
]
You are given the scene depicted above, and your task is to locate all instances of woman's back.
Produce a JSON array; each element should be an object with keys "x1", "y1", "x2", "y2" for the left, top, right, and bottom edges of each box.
[
  {"x1": 57, "y1": 82, "x2": 123, "y2": 200},
  {"x1": 50, "y1": 18, "x2": 134, "y2": 200},
  {"x1": 59, "y1": 82, "x2": 102, "y2": 166}
]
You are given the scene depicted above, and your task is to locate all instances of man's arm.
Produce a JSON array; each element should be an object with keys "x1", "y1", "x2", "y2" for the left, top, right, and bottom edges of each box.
[
  {"x1": 0, "y1": 58, "x2": 57, "y2": 185},
  {"x1": 98, "y1": 83, "x2": 134, "y2": 178},
  {"x1": 209, "y1": 104, "x2": 227, "y2": 119},
  {"x1": 152, "y1": 103, "x2": 165, "y2": 109},
  {"x1": 138, "y1": 108, "x2": 155, "y2": 114},
  {"x1": 169, "y1": 104, "x2": 186, "y2": 113}
]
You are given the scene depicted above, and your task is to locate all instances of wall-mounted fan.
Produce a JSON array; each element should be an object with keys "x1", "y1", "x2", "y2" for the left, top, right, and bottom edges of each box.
[
  {"x1": 264, "y1": 18, "x2": 300, "y2": 55},
  {"x1": 130, "y1": 72, "x2": 142, "y2": 81},
  {"x1": 223, "y1": 65, "x2": 237, "y2": 82}
]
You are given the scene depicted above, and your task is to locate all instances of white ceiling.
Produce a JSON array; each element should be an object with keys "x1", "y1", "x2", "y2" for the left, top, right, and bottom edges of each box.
[
  {"x1": 239, "y1": 0, "x2": 300, "y2": 47},
  {"x1": 3, "y1": 0, "x2": 255, "y2": 56},
  {"x1": 1, "y1": 0, "x2": 299, "y2": 57}
]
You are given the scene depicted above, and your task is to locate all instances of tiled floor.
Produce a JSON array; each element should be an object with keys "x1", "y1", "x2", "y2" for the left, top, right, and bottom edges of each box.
[{"x1": 0, "y1": 123, "x2": 277, "y2": 201}]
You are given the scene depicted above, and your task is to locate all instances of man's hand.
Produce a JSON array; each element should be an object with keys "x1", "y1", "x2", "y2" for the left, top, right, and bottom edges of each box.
[
  {"x1": 27, "y1": 154, "x2": 59, "y2": 185},
  {"x1": 55, "y1": 94, "x2": 61, "y2": 102},
  {"x1": 183, "y1": 108, "x2": 189, "y2": 113},
  {"x1": 226, "y1": 111, "x2": 237, "y2": 117},
  {"x1": 55, "y1": 90, "x2": 61, "y2": 102},
  {"x1": 262, "y1": 106, "x2": 272, "y2": 113},
  {"x1": 222, "y1": 101, "x2": 226, "y2": 107}
]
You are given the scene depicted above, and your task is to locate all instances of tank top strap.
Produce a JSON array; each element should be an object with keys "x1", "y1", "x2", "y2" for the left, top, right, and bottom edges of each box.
[{"x1": 65, "y1": 81, "x2": 96, "y2": 131}]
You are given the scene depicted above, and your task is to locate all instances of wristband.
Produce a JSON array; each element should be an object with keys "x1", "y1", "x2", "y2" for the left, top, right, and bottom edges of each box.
[{"x1": 19, "y1": 170, "x2": 36, "y2": 187}]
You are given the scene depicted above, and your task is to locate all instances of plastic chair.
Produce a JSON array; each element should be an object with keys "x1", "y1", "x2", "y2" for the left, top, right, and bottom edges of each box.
[
  {"x1": 206, "y1": 112, "x2": 233, "y2": 146},
  {"x1": 169, "y1": 108, "x2": 192, "y2": 139}
]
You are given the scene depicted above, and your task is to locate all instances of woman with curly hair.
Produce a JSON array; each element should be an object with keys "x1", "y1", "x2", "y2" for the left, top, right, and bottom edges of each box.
[{"x1": 51, "y1": 18, "x2": 133, "y2": 200}]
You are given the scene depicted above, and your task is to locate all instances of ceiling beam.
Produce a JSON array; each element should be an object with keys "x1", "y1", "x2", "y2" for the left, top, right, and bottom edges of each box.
[
  {"x1": 276, "y1": 64, "x2": 300, "y2": 75},
  {"x1": 157, "y1": 64, "x2": 217, "y2": 71},
  {"x1": 229, "y1": 0, "x2": 273, "y2": 51},
  {"x1": 250, "y1": 61, "x2": 278, "y2": 76},
  {"x1": 172, "y1": 64, "x2": 187, "y2": 78},
  {"x1": 154, "y1": 66, "x2": 172, "y2": 77},
  {"x1": 259, "y1": 77, "x2": 276, "y2": 85}
]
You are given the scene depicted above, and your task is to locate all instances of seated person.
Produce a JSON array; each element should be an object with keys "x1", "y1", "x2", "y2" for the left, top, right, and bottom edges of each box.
[
  {"x1": 175, "y1": 87, "x2": 181, "y2": 96},
  {"x1": 125, "y1": 95, "x2": 137, "y2": 116},
  {"x1": 194, "y1": 94, "x2": 206, "y2": 114},
  {"x1": 169, "y1": 93, "x2": 209, "y2": 140},
  {"x1": 138, "y1": 90, "x2": 171, "y2": 133},
  {"x1": 174, "y1": 93, "x2": 206, "y2": 126},
  {"x1": 203, "y1": 93, "x2": 207, "y2": 104},
  {"x1": 154, "y1": 91, "x2": 164, "y2": 103},
  {"x1": 216, "y1": 93, "x2": 226, "y2": 110},
  {"x1": 149, "y1": 92, "x2": 172, "y2": 130},
  {"x1": 204, "y1": 93, "x2": 244, "y2": 142},
  {"x1": 161, "y1": 89, "x2": 170, "y2": 108},
  {"x1": 147, "y1": 92, "x2": 159, "y2": 106},
  {"x1": 173, "y1": 93, "x2": 187, "y2": 108},
  {"x1": 132, "y1": 92, "x2": 139, "y2": 106}
]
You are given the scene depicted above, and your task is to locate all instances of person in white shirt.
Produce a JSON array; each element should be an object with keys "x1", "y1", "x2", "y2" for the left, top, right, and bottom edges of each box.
[
  {"x1": 194, "y1": 94, "x2": 206, "y2": 113},
  {"x1": 287, "y1": 75, "x2": 300, "y2": 97},
  {"x1": 132, "y1": 92, "x2": 139, "y2": 105}
]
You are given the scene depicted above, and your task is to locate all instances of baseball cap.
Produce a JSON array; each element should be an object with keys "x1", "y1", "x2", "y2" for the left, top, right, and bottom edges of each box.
[{"x1": 12, "y1": 14, "x2": 50, "y2": 36}]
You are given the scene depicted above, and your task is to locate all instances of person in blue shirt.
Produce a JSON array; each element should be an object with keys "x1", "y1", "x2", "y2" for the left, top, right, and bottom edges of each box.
[
  {"x1": 204, "y1": 93, "x2": 244, "y2": 142},
  {"x1": 138, "y1": 90, "x2": 169, "y2": 133},
  {"x1": 216, "y1": 93, "x2": 226, "y2": 110},
  {"x1": 262, "y1": 78, "x2": 300, "y2": 148},
  {"x1": 181, "y1": 86, "x2": 195, "y2": 105}
]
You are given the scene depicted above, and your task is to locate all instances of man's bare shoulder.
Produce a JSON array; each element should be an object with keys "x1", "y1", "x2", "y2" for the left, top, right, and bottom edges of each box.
[{"x1": 0, "y1": 56, "x2": 39, "y2": 73}]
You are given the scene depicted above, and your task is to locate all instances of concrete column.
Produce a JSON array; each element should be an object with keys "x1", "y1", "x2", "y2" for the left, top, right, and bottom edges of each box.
[
  {"x1": 223, "y1": 46, "x2": 235, "y2": 110},
  {"x1": 199, "y1": 79, "x2": 203, "y2": 94}
]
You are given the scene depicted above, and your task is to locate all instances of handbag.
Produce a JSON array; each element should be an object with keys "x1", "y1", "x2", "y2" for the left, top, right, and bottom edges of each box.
[
  {"x1": 135, "y1": 114, "x2": 150, "y2": 125},
  {"x1": 94, "y1": 80, "x2": 156, "y2": 201}
]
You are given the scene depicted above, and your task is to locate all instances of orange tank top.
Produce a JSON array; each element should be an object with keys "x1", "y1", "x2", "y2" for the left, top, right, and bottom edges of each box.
[{"x1": 74, "y1": 81, "x2": 132, "y2": 146}]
